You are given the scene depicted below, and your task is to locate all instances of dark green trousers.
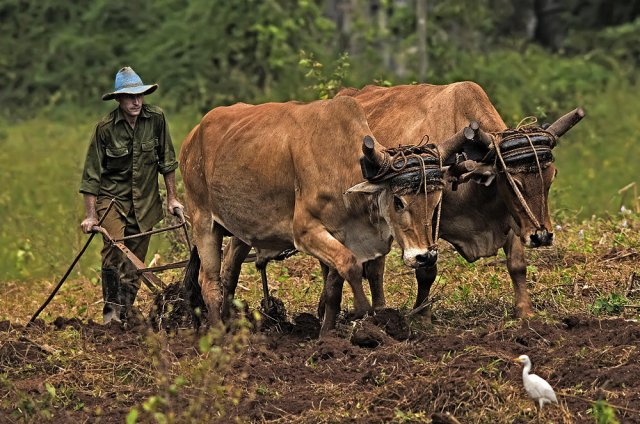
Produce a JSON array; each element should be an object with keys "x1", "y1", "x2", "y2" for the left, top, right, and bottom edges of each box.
[{"x1": 98, "y1": 199, "x2": 151, "y2": 321}]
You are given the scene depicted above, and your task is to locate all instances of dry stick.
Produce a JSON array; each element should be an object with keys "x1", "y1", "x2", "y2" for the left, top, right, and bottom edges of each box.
[
  {"x1": 28, "y1": 198, "x2": 116, "y2": 324},
  {"x1": 626, "y1": 272, "x2": 639, "y2": 297},
  {"x1": 15, "y1": 335, "x2": 57, "y2": 354},
  {"x1": 603, "y1": 250, "x2": 638, "y2": 263}
]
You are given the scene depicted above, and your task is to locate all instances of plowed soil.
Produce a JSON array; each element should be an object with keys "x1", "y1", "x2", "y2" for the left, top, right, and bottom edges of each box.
[{"x1": 2, "y1": 304, "x2": 639, "y2": 423}]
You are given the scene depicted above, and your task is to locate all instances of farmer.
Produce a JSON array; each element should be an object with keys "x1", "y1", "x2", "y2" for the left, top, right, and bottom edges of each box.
[{"x1": 79, "y1": 66, "x2": 183, "y2": 324}]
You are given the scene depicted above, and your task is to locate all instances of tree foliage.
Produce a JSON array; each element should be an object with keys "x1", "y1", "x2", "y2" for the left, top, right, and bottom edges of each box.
[
  {"x1": 0, "y1": 0, "x2": 334, "y2": 116},
  {"x1": 0, "y1": 0, "x2": 638, "y2": 118},
  {"x1": 1, "y1": 0, "x2": 640, "y2": 280},
  {"x1": 299, "y1": 51, "x2": 351, "y2": 99}
]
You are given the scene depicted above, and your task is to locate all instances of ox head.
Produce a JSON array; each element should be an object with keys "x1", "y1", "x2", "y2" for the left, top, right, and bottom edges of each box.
[
  {"x1": 345, "y1": 133, "x2": 463, "y2": 268},
  {"x1": 447, "y1": 108, "x2": 585, "y2": 248}
]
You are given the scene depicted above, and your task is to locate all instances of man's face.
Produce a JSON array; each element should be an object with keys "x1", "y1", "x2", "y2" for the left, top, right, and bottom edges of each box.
[{"x1": 116, "y1": 94, "x2": 144, "y2": 118}]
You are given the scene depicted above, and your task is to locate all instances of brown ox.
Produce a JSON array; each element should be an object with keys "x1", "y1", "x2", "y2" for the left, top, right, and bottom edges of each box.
[
  {"x1": 179, "y1": 97, "x2": 471, "y2": 333},
  {"x1": 335, "y1": 82, "x2": 584, "y2": 318}
]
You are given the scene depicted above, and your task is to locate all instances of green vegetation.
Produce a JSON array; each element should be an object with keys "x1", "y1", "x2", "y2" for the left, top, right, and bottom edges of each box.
[
  {"x1": 1, "y1": 4, "x2": 638, "y2": 422},
  {"x1": 589, "y1": 400, "x2": 621, "y2": 424},
  {"x1": 591, "y1": 293, "x2": 628, "y2": 316},
  {"x1": 1, "y1": 1, "x2": 638, "y2": 280}
]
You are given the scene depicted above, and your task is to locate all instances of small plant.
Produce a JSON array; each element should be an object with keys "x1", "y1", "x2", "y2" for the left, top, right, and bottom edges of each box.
[
  {"x1": 374, "y1": 370, "x2": 387, "y2": 386},
  {"x1": 590, "y1": 293, "x2": 627, "y2": 316},
  {"x1": 128, "y1": 307, "x2": 253, "y2": 423},
  {"x1": 588, "y1": 399, "x2": 620, "y2": 424},
  {"x1": 487, "y1": 273, "x2": 501, "y2": 290},
  {"x1": 452, "y1": 283, "x2": 472, "y2": 303},
  {"x1": 394, "y1": 408, "x2": 428, "y2": 423},
  {"x1": 475, "y1": 358, "x2": 504, "y2": 378},
  {"x1": 255, "y1": 385, "x2": 269, "y2": 396},
  {"x1": 1, "y1": 375, "x2": 58, "y2": 420}
]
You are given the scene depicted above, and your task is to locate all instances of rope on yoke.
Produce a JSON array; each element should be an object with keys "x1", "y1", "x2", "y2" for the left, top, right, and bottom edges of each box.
[
  {"x1": 366, "y1": 142, "x2": 444, "y2": 194},
  {"x1": 363, "y1": 140, "x2": 445, "y2": 250},
  {"x1": 488, "y1": 119, "x2": 557, "y2": 230}
]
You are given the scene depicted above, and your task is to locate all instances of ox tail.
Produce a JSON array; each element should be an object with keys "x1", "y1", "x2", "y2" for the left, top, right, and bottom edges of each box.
[{"x1": 183, "y1": 246, "x2": 206, "y2": 328}]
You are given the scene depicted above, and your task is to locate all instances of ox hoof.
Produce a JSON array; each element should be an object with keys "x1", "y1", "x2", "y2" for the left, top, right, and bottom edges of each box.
[
  {"x1": 417, "y1": 310, "x2": 433, "y2": 325},
  {"x1": 515, "y1": 306, "x2": 534, "y2": 319},
  {"x1": 372, "y1": 305, "x2": 387, "y2": 314},
  {"x1": 319, "y1": 322, "x2": 337, "y2": 337},
  {"x1": 346, "y1": 307, "x2": 373, "y2": 321}
]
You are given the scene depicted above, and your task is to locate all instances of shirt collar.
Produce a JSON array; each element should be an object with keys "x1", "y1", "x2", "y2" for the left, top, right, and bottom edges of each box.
[{"x1": 113, "y1": 104, "x2": 151, "y2": 125}]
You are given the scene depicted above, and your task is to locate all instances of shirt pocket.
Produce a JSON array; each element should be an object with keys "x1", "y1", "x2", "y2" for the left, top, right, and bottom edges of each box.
[
  {"x1": 105, "y1": 146, "x2": 130, "y2": 170},
  {"x1": 141, "y1": 137, "x2": 159, "y2": 165}
]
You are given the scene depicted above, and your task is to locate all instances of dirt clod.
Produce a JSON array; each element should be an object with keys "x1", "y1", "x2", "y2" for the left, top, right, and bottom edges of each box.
[
  {"x1": 0, "y1": 320, "x2": 13, "y2": 332},
  {"x1": 291, "y1": 312, "x2": 321, "y2": 338},
  {"x1": 373, "y1": 307, "x2": 411, "y2": 340},
  {"x1": 351, "y1": 319, "x2": 393, "y2": 348},
  {"x1": 148, "y1": 281, "x2": 196, "y2": 331},
  {"x1": 258, "y1": 296, "x2": 288, "y2": 328},
  {"x1": 53, "y1": 316, "x2": 84, "y2": 330}
]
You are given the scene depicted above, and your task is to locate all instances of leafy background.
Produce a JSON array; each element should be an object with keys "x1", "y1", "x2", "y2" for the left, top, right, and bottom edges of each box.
[{"x1": 0, "y1": 0, "x2": 639, "y2": 279}]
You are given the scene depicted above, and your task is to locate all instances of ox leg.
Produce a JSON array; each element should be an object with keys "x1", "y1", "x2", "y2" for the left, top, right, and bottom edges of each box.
[
  {"x1": 504, "y1": 230, "x2": 534, "y2": 318},
  {"x1": 322, "y1": 267, "x2": 345, "y2": 335},
  {"x1": 193, "y1": 213, "x2": 224, "y2": 324},
  {"x1": 317, "y1": 261, "x2": 330, "y2": 319},
  {"x1": 365, "y1": 257, "x2": 386, "y2": 310},
  {"x1": 294, "y1": 221, "x2": 371, "y2": 326},
  {"x1": 220, "y1": 236, "x2": 251, "y2": 319},
  {"x1": 413, "y1": 265, "x2": 438, "y2": 321},
  {"x1": 317, "y1": 257, "x2": 385, "y2": 318}
]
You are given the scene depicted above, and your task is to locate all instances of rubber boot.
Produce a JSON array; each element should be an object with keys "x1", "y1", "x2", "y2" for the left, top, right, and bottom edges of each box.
[
  {"x1": 119, "y1": 278, "x2": 141, "y2": 323},
  {"x1": 102, "y1": 267, "x2": 122, "y2": 324}
]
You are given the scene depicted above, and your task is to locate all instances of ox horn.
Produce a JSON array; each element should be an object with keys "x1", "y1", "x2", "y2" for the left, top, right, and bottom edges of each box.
[
  {"x1": 450, "y1": 159, "x2": 476, "y2": 176},
  {"x1": 467, "y1": 121, "x2": 495, "y2": 148},
  {"x1": 546, "y1": 107, "x2": 585, "y2": 140},
  {"x1": 437, "y1": 123, "x2": 479, "y2": 161},
  {"x1": 361, "y1": 135, "x2": 386, "y2": 166}
]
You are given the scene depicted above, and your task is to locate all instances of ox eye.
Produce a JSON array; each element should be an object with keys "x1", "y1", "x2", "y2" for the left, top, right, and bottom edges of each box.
[{"x1": 393, "y1": 196, "x2": 405, "y2": 212}]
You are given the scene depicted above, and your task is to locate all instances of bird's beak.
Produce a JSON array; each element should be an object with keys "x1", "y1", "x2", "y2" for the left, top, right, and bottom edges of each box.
[{"x1": 512, "y1": 357, "x2": 522, "y2": 363}]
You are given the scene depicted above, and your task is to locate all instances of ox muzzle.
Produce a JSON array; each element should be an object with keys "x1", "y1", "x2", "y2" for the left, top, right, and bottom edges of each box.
[
  {"x1": 416, "y1": 249, "x2": 438, "y2": 268},
  {"x1": 404, "y1": 248, "x2": 438, "y2": 269},
  {"x1": 528, "y1": 228, "x2": 553, "y2": 248}
]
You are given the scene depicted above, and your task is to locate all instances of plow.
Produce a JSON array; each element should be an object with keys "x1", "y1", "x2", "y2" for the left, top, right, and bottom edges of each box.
[{"x1": 28, "y1": 198, "x2": 288, "y2": 329}]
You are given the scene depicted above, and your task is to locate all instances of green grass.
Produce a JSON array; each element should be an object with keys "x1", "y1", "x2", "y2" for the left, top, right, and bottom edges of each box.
[
  {"x1": 1, "y1": 75, "x2": 639, "y2": 281},
  {"x1": 551, "y1": 80, "x2": 640, "y2": 217},
  {"x1": 0, "y1": 107, "x2": 200, "y2": 281}
]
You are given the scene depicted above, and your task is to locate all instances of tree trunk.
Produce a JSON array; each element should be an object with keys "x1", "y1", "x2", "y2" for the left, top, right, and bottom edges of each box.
[
  {"x1": 376, "y1": 1, "x2": 391, "y2": 69},
  {"x1": 416, "y1": 0, "x2": 428, "y2": 81}
]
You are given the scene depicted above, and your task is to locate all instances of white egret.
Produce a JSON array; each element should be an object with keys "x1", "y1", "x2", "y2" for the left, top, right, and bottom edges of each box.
[{"x1": 513, "y1": 354, "x2": 558, "y2": 411}]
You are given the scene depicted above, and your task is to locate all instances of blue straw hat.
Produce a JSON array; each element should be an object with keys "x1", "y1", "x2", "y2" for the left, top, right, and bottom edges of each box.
[{"x1": 102, "y1": 67, "x2": 158, "y2": 101}]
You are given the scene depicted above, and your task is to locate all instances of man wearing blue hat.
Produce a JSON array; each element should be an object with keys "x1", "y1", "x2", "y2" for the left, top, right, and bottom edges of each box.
[{"x1": 79, "y1": 66, "x2": 183, "y2": 324}]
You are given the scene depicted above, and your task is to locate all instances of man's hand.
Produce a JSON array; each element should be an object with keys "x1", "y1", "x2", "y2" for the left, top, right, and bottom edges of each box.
[
  {"x1": 81, "y1": 216, "x2": 98, "y2": 234},
  {"x1": 81, "y1": 193, "x2": 99, "y2": 234},
  {"x1": 167, "y1": 198, "x2": 184, "y2": 216},
  {"x1": 163, "y1": 171, "x2": 184, "y2": 217}
]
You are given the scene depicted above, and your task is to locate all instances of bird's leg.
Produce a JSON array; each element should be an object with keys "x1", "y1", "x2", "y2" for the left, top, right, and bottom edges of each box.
[{"x1": 534, "y1": 401, "x2": 541, "y2": 423}]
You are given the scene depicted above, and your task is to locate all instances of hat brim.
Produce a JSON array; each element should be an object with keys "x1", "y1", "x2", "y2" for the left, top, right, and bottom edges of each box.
[{"x1": 102, "y1": 84, "x2": 158, "y2": 101}]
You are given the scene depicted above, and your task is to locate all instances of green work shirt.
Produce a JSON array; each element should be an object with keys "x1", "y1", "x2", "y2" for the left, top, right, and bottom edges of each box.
[{"x1": 79, "y1": 104, "x2": 179, "y2": 232}]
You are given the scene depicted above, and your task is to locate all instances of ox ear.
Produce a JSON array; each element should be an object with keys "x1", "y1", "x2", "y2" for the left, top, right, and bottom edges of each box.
[
  {"x1": 345, "y1": 181, "x2": 387, "y2": 195},
  {"x1": 447, "y1": 160, "x2": 496, "y2": 187}
]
